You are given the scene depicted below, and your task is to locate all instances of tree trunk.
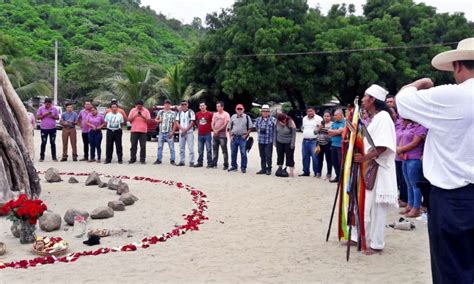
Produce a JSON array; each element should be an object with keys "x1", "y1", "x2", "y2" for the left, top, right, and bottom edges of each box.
[{"x1": 0, "y1": 62, "x2": 41, "y2": 199}]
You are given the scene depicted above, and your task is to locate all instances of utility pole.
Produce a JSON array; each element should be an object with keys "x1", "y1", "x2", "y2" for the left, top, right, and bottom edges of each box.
[{"x1": 53, "y1": 40, "x2": 58, "y2": 105}]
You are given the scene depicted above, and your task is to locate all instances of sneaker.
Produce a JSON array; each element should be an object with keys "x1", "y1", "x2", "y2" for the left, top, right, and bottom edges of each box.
[
  {"x1": 194, "y1": 164, "x2": 203, "y2": 168},
  {"x1": 177, "y1": 162, "x2": 185, "y2": 167},
  {"x1": 241, "y1": 169, "x2": 246, "y2": 173},
  {"x1": 223, "y1": 166, "x2": 228, "y2": 171},
  {"x1": 256, "y1": 170, "x2": 266, "y2": 175},
  {"x1": 298, "y1": 173, "x2": 310, "y2": 177},
  {"x1": 128, "y1": 160, "x2": 136, "y2": 164},
  {"x1": 60, "y1": 158, "x2": 67, "y2": 162},
  {"x1": 329, "y1": 178, "x2": 339, "y2": 183},
  {"x1": 189, "y1": 163, "x2": 195, "y2": 167},
  {"x1": 206, "y1": 165, "x2": 213, "y2": 169},
  {"x1": 88, "y1": 159, "x2": 96, "y2": 163},
  {"x1": 140, "y1": 161, "x2": 146, "y2": 164},
  {"x1": 170, "y1": 160, "x2": 176, "y2": 165},
  {"x1": 227, "y1": 167, "x2": 237, "y2": 172},
  {"x1": 153, "y1": 160, "x2": 162, "y2": 165},
  {"x1": 79, "y1": 158, "x2": 88, "y2": 161},
  {"x1": 266, "y1": 170, "x2": 271, "y2": 175},
  {"x1": 104, "y1": 161, "x2": 111, "y2": 164},
  {"x1": 73, "y1": 157, "x2": 78, "y2": 162},
  {"x1": 315, "y1": 173, "x2": 321, "y2": 178},
  {"x1": 118, "y1": 160, "x2": 123, "y2": 164}
]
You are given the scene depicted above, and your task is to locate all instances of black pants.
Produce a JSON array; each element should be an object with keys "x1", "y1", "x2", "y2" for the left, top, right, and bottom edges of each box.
[
  {"x1": 276, "y1": 141, "x2": 294, "y2": 167},
  {"x1": 396, "y1": 160, "x2": 408, "y2": 202},
  {"x1": 316, "y1": 142, "x2": 332, "y2": 176},
  {"x1": 82, "y1": 132, "x2": 89, "y2": 159},
  {"x1": 106, "y1": 129, "x2": 123, "y2": 162},
  {"x1": 40, "y1": 128, "x2": 57, "y2": 160},
  {"x1": 331, "y1": 146, "x2": 342, "y2": 180},
  {"x1": 428, "y1": 184, "x2": 474, "y2": 284},
  {"x1": 258, "y1": 143, "x2": 273, "y2": 171},
  {"x1": 212, "y1": 136, "x2": 228, "y2": 168},
  {"x1": 130, "y1": 132, "x2": 147, "y2": 162}
]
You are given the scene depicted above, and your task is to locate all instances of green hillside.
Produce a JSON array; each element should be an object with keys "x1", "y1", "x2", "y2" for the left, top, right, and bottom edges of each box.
[{"x1": 0, "y1": 0, "x2": 203, "y2": 99}]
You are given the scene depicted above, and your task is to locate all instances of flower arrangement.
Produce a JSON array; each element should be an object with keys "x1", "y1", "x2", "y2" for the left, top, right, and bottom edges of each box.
[{"x1": 1, "y1": 194, "x2": 48, "y2": 225}]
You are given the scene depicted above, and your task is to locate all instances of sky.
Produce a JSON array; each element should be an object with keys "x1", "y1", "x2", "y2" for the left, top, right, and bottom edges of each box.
[{"x1": 141, "y1": 0, "x2": 474, "y2": 24}]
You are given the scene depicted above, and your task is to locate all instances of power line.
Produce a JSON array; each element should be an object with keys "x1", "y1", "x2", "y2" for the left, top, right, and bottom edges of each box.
[{"x1": 173, "y1": 41, "x2": 458, "y2": 59}]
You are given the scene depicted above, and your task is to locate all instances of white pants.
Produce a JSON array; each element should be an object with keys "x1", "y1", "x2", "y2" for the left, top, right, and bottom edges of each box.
[{"x1": 351, "y1": 189, "x2": 389, "y2": 250}]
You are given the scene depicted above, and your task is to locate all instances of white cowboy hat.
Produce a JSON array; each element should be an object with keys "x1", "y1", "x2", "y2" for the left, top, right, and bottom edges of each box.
[{"x1": 432, "y1": 38, "x2": 474, "y2": 71}]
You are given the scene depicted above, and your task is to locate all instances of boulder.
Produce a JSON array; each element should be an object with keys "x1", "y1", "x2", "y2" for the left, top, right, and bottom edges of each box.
[
  {"x1": 98, "y1": 181, "x2": 108, "y2": 188},
  {"x1": 107, "y1": 201, "x2": 126, "y2": 211},
  {"x1": 39, "y1": 212, "x2": 61, "y2": 232},
  {"x1": 107, "y1": 177, "x2": 121, "y2": 190},
  {"x1": 119, "y1": 193, "x2": 138, "y2": 206},
  {"x1": 85, "y1": 171, "x2": 101, "y2": 186},
  {"x1": 116, "y1": 182, "x2": 129, "y2": 195},
  {"x1": 90, "y1": 207, "x2": 114, "y2": 219},
  {"x1": 64, "y1": 209, "x2": 89, "y2": 226},
  {"x1": 45, "y1": 168, "x2": 62, "y2": 183},
  {"x1": 68, "y1": 177, "x2": 79, "y2": 184}
]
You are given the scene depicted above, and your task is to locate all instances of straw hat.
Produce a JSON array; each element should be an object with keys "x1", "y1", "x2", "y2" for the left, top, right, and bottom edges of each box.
[{"x1": 432, "y1": 38, "x2": 474, "y2": 71}]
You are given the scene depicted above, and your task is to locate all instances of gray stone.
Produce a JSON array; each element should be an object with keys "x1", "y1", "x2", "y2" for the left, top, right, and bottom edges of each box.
[
  {"x1": 91, "y1": 207, "x2": 114, "y2": 219},
  {"x1": 85, "y1": 171, "x2": 101, "y2": 186},
  {"x1": 107, "y1": 177, "x2": 122, "y2": 190},
  {"x1": 64, "y1": 209, "x2": 89, "y2": 226},
  {"x1": 68, "y1": 177, "x2": 79, "y2": 184},
  {"x1": 119, "y1": 193, "x2": 138, "y2": 206},
  {"x1": 116, "y1": 182, "x2": 129, "y2": 195},
  {"x1": 39, "y1": 212, "x2": 61, "y2": 232},
  {"x1": 45, "y1": 168, "x2": 62, "y2": 183},
  {"x1": 98, "y1": 181, "x2": 107, "y2": 188},
  {"x1": 107, "y1": 201, "x2": 126, "y2": 211}
]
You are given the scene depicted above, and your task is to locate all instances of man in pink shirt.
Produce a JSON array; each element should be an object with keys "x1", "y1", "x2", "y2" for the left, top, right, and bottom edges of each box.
[
  {"x1": 36, "y1": 98, "x2": 59, "y2": 162},
  {"x1": 128, "y1": 100, "x2": 151, "y2": 164},
  {"x1": 211, "y1": 101, "x2": 230, "y2": 169}
]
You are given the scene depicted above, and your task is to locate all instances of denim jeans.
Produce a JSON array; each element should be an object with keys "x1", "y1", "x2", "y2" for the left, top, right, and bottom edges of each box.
[
  {"x1": 302, "y1": 139, "x2": 318, "y2": 175},
  {"x1": 179, "y1": 131, "x2": 194, "y2": 165},
  {"x1": 316, "y1": 143, "x2": 332, "y2": 176},
  {"x1": 258, "y1": 143, "x2": 273, "y2": 171},
  {"x1": 396, "y1": 160, "x2": 408, "y2": 203},
  {"x1": 212, "y1": 136, "x2": 229, "y2": 168},
  {"x1": 331, "y1": 146, "x2": 342, "y2": 180},
  {"x1": 402, "y1": 159, "x2": 423, "y2": 209},
  {"x1": 88, "y1": 130, "x2": 102, "y2": 160},
  {"x1": 197, "y1": 133, "x2": 212, "y2": 165},
  {"x1": 157, "y1": 131, "x2": 175, "y2": 162},
  {"x1": 40, "y1": 128, "x2": 57, "y2": 160},
  {"x1": 230, "y1": 135, "x2": 247, "y2": 170}
]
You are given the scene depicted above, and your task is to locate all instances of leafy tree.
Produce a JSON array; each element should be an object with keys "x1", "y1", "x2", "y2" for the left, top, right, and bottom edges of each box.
[{"x1": 156, "y1": 64, "x2": 206, "y2": 105}]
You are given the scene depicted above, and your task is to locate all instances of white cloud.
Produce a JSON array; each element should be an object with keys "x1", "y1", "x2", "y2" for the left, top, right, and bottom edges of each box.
[{"x1": 141, "y1": 0, "x2": 473, "y2": 24}]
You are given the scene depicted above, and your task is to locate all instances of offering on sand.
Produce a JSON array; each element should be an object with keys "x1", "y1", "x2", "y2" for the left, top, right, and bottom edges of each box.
[{"x1": 32, "y1": 237, "x2": 68, "y2": 256}]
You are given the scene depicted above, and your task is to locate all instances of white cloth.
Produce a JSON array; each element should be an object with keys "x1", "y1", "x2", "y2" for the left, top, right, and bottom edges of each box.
[
  {"x1": 365, "y1": 111, "x2": 398, "y2": 205},
  {"x1": 397, "y1": 78, "x2": 474, "y2": 189},
  {"x1": 302, "y1": 115, "x2": 322, "y2": 139},
  {"x1": 351, "y1": 189, "x2": 389, "y2": 250},
  {"x1": 366, "y1": 84, "x2": 389, "y2": 101}
]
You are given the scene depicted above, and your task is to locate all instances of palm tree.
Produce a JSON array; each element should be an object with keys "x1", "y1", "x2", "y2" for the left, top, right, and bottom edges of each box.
[
  {"x1": 156, "y1": 64, "x2": 206, "y2": 105},
  {"x1": 93, "y1": 66, "x2": 160, "y2": 111},
  {"x1": 1, "y1": 56, "x2": 52, "y2": 100}
]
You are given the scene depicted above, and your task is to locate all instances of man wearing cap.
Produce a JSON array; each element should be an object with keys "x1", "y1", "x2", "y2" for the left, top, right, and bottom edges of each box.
[
  {"x1": 255, "y1": 104, "x2": 276, "y2": 175},
  {"x1": 175, "y1": 100, "x2": 196, "y2": 167},
  {"x1": 128, "y1": 100, "x2": 151, "y2": 164},
  {"x1": 36, "y1": 98, "x2": 59, "y2": 162},
  {"x1": 397, "y1": 38, "x2": 474, "y2": 284},
  {"x1": 352, "y1": 84, "x2": 398, "y2": 256},
  {"x1": 300, "y1": 106, "x2": 322, "y2": 177},
  {"x1": 227, "y1": 104, "x2": 252, "y2": 173},
  {"x1": 154, "y1": 99, "x2": 176, "y2": 165},
  {"x1": 105, "y1": 99, "x2": 128, "y2": 122}
]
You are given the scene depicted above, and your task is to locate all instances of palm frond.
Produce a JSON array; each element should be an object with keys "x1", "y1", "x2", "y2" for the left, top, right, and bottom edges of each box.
[{"x1": 15, "y1": 80, "x2": 52, "y2": 100}]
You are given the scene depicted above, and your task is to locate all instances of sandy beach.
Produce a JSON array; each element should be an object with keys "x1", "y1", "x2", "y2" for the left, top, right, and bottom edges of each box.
[{"x1": 0, "y1": 130, "x2": 431, "y2": 283}]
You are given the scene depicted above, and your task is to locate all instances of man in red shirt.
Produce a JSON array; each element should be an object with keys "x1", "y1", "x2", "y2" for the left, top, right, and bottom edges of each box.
[{"x1": 195, "y1": 102, "x2": 213, "y2": 168}]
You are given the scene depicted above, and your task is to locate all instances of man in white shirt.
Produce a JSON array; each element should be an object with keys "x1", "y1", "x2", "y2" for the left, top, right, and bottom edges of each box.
[
  {"x1": 299, "y1": 107, "x2": 322, "y2": 176},
  {"x1": 397, "y1": 38, "x2": 474, "y2": 284},
  {"x1": 175, "y1": 100, "x2": 196, "y2": 167}
]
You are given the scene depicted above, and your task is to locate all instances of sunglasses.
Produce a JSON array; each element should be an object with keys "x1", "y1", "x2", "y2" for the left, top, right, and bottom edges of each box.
[
  {"x1": 261, "y1": 110, "x2": 269, "y2": 112},
  {"x1": 236, "y1": 108, "x2": 243, "y2": 110}
]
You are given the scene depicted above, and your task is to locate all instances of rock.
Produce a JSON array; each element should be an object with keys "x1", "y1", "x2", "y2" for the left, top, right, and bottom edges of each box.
[
  {"x1": 11, "y1": 224, "x2": 20, "y2": 238},
  {"x1": 64, "y1": 209, "x2": 89, "y2": 226},
  {"x1": 107, "y1": 201, "x2": 126, "y2": 211},
  {"x1": 39, "y1": 212, "x2": 61, "y2": 232},
  {"x1": 98, "y1": 181, "x2": 107, "y2": 188},
  {"x1": 116, "y1": 182, "x2": 129, "y2": 195},
  {"x1": 85, "y1": 171, "x2": 101, "y2": 186},
  {"x1": 107, "y1": 177, "x2": 122, "y2": 190},
  {"x1": 45, "y1": 168, "x2": 62, "y2": 183},
  {"x1": 91, "y1": 207, "x2": 114, "y2": 219},
  {"x1": 68, "y1": 177, "x2": 79, "y2": 184},
  {"x1": 119, "y1": 193, "x2": 138, "y2": 206}
]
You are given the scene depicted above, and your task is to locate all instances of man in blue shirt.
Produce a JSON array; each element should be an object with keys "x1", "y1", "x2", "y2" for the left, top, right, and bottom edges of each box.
[
  {"x1": 255, "y1": 104, "x2": 276, "y2": 175},
  {"x1": 328, "y1": 109, "x2": 345, "y2": 183},
  {"x1": 60, "y1": 102, "x2": 78, "y2": 161}
]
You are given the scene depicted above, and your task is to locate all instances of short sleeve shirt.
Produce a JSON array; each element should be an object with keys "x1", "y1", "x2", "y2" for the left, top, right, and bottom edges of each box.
[
  {"x1": 196, "y1": 111, "x2": 213, "y2": 135},
  {"x1": 87, "y1": 114, "x2": 104, "y2": 129},
  {"x1": 331, "y1": 119, "x2": 345, "y2": 147},
  {"x1": 176, "y1": 109, "x2": 196, "y2": 133},
  {"x1": 61, "y1": 112, "x2": 78, "y2": 128},
  {"x1": 399, "y1": 123, "x2": 427, "y2": 160},
  {"x1": 36, "y1": 106, "x2": 59, "y2": 130},
  {"x1": 79, "y1": 109, "x2": 92, "y2": 133},
  {"x1": 157, "y1": 110, "x2": 176, "y2": 133},
  {"x1": 104, "y1": 112, "x2": 124, "y2": 130},
  {"x1": 302, "y1": 115, "x2": 322, "y2": 139}
]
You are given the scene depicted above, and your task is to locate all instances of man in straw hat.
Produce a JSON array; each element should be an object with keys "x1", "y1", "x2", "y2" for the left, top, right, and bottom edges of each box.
[{"x1": 397, "y1": 38, "x2": 474, "y2": 283}]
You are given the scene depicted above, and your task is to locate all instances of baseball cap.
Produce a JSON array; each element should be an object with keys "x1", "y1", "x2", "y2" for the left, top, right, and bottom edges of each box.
[{"x1": 236, "y1": 104, "x2": 244, "y2": 110}]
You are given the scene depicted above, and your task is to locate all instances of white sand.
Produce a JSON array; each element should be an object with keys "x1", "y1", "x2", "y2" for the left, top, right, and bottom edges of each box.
[{"x1": 0, "y1": 130, "x2": 431, "y2": 283}]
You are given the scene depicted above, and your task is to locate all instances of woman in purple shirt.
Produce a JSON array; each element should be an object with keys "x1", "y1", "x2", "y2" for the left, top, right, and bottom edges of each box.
[
  {"x1": 397, "y1": 120, "x2": 428, "y2": 218},
  {"x1": 86, "y1": 106, "x2": 105, "y2": 163}
]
